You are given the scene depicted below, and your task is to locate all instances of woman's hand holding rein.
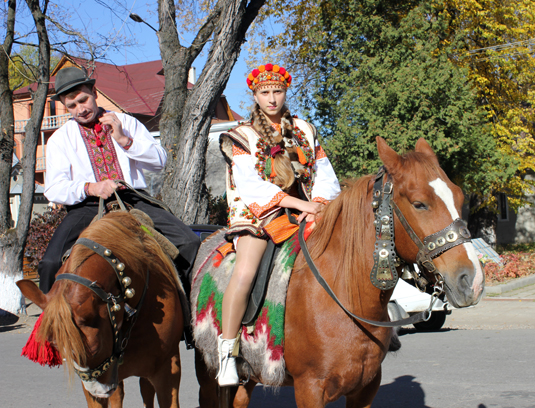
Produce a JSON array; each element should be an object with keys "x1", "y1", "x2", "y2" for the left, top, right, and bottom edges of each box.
[{"x1": 279, "y1": 196, "x2": 323, "y2": 223}]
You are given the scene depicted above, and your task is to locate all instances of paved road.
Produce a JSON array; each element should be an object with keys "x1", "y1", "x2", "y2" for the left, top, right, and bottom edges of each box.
[{"x1": 1, "y1": 282, "x2": 534, "y2": 407}]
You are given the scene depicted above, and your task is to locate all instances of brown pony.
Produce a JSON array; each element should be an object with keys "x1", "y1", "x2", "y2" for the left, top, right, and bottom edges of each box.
[
  {"x1": 195, "y1": 137, "x2": 484, "y2": 407},
  {"x1": 17, "y1": 211, "x2": 184, "y2": 408}
]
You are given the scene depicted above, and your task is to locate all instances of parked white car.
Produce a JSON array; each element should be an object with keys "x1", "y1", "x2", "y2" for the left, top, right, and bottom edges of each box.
[{"x1": 388, "y1": 278, "x2": 451, "y2": 331}]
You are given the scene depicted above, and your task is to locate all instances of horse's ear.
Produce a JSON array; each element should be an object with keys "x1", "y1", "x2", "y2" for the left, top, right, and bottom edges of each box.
[
  {"x1": 415, "y1": 138, "x2": 439, "y2": 165},
  {"x1": 376, "y1": 137, "x2": 401, "y2": 174},
  {"x1": 17, "y1": 280, "x2": 48, "y2": 310}
]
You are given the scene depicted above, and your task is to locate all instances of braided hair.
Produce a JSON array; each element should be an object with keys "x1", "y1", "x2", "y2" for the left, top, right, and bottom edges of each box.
[{"x1": 251, "y1": 103, "x2": 295, "y2": 190}]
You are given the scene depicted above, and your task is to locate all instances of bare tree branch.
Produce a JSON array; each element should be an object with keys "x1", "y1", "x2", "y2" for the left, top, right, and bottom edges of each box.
[
  {"x1": 44, "y1": 14, "x2": 96, "y2": 60},
  {"x1": 187, "y1": 4, "x2": 222, "y2": 61}
]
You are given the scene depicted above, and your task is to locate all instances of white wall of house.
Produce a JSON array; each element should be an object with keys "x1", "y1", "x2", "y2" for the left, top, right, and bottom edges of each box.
[{"x1": 497, "y1": 175, "x2": 535, "y2": 244}]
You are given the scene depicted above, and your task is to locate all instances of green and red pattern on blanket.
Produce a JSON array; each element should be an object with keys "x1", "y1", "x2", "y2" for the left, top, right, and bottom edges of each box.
[{"x1": 192, "y1": 231, "x2": 301, "y2": 386}]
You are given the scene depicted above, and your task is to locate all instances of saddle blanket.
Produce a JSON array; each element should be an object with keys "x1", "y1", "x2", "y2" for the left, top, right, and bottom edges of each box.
[{"x1": 190, "y1": 228, "x2": 304, "y2": 386}]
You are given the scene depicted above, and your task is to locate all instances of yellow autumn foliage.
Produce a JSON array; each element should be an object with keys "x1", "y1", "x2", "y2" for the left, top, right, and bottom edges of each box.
[{"x1": 441, "y1": 0, "x2": 535, "y2": 210}]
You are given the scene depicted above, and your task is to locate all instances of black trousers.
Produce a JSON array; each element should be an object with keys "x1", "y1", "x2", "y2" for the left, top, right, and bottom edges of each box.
[{"x1": 38, "y1": 190, "x2": 201, "y2": 295}]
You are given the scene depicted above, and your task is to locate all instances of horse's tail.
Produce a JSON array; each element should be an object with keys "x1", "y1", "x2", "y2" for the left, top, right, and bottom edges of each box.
[{"x1": 39, "y1": 287, "x2": 86, "y2": 377}]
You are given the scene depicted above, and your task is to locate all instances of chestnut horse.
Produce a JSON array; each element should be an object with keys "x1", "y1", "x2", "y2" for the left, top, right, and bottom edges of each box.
[
  {"x1": 195, "y1": 137, "x2": 484, "y2": 407},
  {"x1": 18, "y1": 212, "x2": 184, "y2": 408}
]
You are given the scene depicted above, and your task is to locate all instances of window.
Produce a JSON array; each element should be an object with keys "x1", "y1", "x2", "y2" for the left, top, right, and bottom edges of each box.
[
  {"x1": 49, "y1": 100, "x2": 56, "y2": 116},
  {"x1": 497, "y1": 193, "x2": 509, "y2": 221}
]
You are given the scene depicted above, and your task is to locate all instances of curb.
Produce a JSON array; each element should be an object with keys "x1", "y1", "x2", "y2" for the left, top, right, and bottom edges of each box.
[{"x1": 484, "y1": 274, "x2": 535, "y2": 296}]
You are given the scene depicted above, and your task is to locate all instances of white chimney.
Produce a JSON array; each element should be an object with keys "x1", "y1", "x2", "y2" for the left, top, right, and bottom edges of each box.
[{"x1": 188, "y1": 67, "x2": 196, "y2": 84}]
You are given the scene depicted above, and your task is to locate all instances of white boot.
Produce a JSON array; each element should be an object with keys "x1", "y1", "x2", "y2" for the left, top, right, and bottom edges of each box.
[{"x1": 216, "y1": 335, "x2": 239, "y2": 386}]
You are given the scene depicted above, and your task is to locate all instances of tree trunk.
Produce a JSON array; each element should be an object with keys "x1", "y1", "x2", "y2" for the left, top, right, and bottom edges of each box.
[
  {"x1": 0, "y1": 0, "x2": 50, "y2": 315},
  {"x1": 467, "y1": 193, "x2": 498, "y2": 248},
  {"x1": 158, "y1": 0, "x2": 265, "y2": 224}
]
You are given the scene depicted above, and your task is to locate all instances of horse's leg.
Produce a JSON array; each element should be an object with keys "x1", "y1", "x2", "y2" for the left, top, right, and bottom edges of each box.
[
  {"x1": 109, "y1": 381, "x2": 125, "y2": 408},
  {"x1": 82, "y1": 386, "x2": 109, "y2": 408},
  {"x1": 344, "y1": 368, "x2": 381, "y2": 408},
  {"x1": 140, "y1": 377, "x2": 156, "y2": 408},
  {"x1": 195, "y1": 348, "x2": 219, "y2": 408},
  {"x1": 233, "y1": 381, "x2": 256, "y2": 408},
  {"x1": 151, "y1": 353, "x2": 181, "y2": 408},
  {"x1": 293, "y1": 377, "x2": 326, "y2": 408}
]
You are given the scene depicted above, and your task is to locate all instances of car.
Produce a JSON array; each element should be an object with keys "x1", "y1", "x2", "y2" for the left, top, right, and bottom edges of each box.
[
  {"x1": 388, "y1": 277, "x2": 451, "y2": 332},
  {"x1": 189, "y1": 224, "x2": 225, "y2": 241}
]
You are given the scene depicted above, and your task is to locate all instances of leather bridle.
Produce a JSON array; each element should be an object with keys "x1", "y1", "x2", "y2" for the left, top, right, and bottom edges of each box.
[
  {"x1": 57, "y1": 237, "x2": 149, "y2": 382},
  {"x1": 298, "y1": 166, "x2": 473, "y2": 328}
]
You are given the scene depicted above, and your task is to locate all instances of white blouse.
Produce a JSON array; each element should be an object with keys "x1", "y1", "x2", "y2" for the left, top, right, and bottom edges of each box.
[
  {"x1": 44, "y1": 112, "x2": 166, "y2": 205},
  {"x1": 232, "y1": 139, "x2": 340, "y2": 219}
]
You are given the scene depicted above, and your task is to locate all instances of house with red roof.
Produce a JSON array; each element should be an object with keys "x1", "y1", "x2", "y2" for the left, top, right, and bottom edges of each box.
[{"x1": 13, "y1": 55, "x2": 242, "y2": 186}]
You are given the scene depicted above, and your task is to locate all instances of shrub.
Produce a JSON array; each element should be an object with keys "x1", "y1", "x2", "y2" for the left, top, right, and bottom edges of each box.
[
  {"x1": 484, "y1": 252, "x2": 535, "y2": 284},
  {"x1": 24, "y1": 206, "x2": 67, "y2": 272}
]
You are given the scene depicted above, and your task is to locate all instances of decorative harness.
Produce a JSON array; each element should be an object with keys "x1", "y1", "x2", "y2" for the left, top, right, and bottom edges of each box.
[
  {"x1": 56, "y1": 237, "x2": 150, "y2": 382},
  {"x1": 298, "y1": 166, "x2": 472, "y2": 328}
]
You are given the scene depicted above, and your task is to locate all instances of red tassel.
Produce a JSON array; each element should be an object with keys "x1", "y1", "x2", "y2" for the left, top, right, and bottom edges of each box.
[{"x1": 21, "y1": 314, "x2": 62, "y2": 367}]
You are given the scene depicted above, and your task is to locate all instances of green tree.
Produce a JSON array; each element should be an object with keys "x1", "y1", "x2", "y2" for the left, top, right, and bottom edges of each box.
[
  {"x1": 308, "y1": 0, "x2": 512, "y2": 195},
  {"x1": 8, "y1": 45, "x2": 60, "y2": 90}
]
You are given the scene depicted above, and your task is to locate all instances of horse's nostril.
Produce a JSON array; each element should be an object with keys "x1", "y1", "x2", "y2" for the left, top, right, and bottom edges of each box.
[{"x1": 459, "y1": 273, "x2": 471, "y2": 288}]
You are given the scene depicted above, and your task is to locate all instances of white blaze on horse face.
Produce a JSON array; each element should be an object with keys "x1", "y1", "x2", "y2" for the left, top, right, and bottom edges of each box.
[{"x1": 429, "y1": 178, "x2": 484, "y2": 295}]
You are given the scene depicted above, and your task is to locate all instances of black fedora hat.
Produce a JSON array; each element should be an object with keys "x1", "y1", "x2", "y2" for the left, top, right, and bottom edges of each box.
[{"x1": 51, "y1": 67, "x2": 96, "y2": 101}]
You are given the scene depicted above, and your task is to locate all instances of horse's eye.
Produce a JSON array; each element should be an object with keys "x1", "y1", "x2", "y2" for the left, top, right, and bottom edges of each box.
[{"x1": 412, "y1": 202, "x2": 427, "y2": 210}]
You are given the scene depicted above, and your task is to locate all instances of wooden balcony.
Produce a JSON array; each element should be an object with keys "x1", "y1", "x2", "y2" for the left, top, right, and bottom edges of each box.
[
  {"x1": 36, "y1": 157, "x2": 45, "y2": 171},
  {"x1": 15, "y1": 113, "x2": 72, "y2": 133}
]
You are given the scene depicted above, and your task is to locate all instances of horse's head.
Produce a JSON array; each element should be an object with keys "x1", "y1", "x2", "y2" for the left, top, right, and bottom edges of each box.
[
  {"x1": 17, "y1": 212, "x2": 163, "y2": 399},
  {"x1": 18, "y1": 250, "x2": 127, "y2": 398},
  {"x1": 377, "y1": 136, "x2": 484, "y2": 308}
]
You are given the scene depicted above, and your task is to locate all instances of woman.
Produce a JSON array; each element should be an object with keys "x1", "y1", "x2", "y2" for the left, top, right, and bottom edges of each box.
[{"x1": 217, "y1": 63, "x2": 341, "y2": 386}]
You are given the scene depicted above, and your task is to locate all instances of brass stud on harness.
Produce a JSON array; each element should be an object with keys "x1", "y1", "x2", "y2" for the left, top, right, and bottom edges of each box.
[
  {"x1": 428, "y1": 242, "x2": 436, "y2": 251},
  {"x1": 381, "y1": 215, "x2": 390, "y2": 225},
  {"x1": 459, "y1": 227, "x2": 471, "y2": 239},
  {"x1": 117, "y1": 263, "x2": 125, "y2": 272},
  {"x1": 446, "y1": 231, "x2": 458, "y2": 243},
  {"x1": 436, "y1": 237, "x2": 446, "y2": 247},
  {"x1": 104, "y1": 249, "x2": 112, "y2": 257},
  {"x1": 125, "y1": 288, "x2": 135, "y2": 298},
  {"x1": 372, "y1": 200, "x2": 379, "y2": 209},
  {"x1": 111, "y1": 304, "x2": 121, "y2": 312},
  {"x1": 122, "y1": 276, "x2": 132, "y2": 287}
]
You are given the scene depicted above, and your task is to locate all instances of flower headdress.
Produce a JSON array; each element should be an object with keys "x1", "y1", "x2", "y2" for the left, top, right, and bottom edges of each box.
[{"x1": 247, "y1": 63, "x2": 292, "y2": 91}]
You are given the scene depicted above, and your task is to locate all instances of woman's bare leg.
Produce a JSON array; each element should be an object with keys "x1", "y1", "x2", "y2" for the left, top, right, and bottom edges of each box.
[{"x1": 221, "y1": 235, "x2": 267, "y2": 339}]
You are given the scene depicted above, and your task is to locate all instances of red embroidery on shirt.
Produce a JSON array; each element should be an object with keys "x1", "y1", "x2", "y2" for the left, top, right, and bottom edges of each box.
[
  {"x1": 312, "y1": 197, "x2": 329, "y2": 205},
  {"x1": 232, "y1": 144, "x2": 249, "y2": 156},
  {"x1": 248, "y1": 191, "x2": 288, "y2": 218},
  {"x1": 315, "y1": 145, "x2": 327, "y2": 160},
  {"x1": 79, "y1": 123, "x2": 126, "y2": 187}
]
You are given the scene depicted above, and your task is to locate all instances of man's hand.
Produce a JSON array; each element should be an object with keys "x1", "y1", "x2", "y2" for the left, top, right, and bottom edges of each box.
[
  {"x1": 99, "y1": 113, "x2": 131, "y2": 147},
  {"x1": 87, "y1": 180, "x2": 117, "y2": 199}
]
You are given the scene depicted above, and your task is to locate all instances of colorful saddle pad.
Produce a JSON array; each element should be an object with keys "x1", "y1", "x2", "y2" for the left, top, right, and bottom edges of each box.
[{"x1": 190, "y1": 228, "x2": 303, "y2": 386}]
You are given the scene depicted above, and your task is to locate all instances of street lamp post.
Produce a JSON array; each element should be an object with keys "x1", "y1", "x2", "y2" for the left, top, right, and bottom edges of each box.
[{"x1": 129, "y1": 13, "x2": 158, "y2": 33}]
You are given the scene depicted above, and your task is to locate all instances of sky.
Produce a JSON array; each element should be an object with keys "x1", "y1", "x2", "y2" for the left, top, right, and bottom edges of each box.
[{"x1": 9, "y1": 0, "x2": 258, "y2": 119}]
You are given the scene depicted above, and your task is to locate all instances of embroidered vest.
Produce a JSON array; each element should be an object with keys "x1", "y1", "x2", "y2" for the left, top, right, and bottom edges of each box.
[{"x1": 220, "y1": 119, "x2": 317, "y2": 238}]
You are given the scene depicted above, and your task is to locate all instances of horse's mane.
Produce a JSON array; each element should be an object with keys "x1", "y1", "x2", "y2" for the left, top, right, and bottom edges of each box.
[
  {"x1": 308, "y1": 150, "x2": 441, "y2": 310},
  {"x1": 39, "y1": 211, "x2": 179, "y2": 373}
]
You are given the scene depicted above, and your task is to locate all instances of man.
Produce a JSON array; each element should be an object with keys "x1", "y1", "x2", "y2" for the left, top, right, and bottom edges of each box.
[{"x1": 39, "y1": 66, "x2": 200, "y2": 300}]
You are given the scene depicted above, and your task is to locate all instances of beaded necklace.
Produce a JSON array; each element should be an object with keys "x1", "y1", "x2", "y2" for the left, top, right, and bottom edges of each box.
[{"x1": 253, "y1": 120, "x2": 315, "y2": 184}]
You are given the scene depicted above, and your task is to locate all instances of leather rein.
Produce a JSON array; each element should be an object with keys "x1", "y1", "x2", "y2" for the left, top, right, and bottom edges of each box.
[
  {"x1": 56, "y1": 238, "x2": 150, "y2": 382},
  {"x1": 298, "y1": 167, "x2": 472, "y2": 328}
]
